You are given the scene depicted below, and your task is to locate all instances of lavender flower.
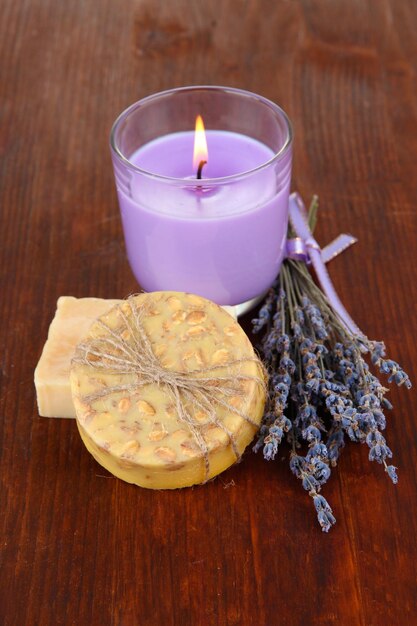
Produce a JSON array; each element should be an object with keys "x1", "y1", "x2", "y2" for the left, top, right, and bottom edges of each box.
[
  {"x1": 313, "y1": 495, "x2": 336, "y2": 532},
  {"x1": 252, "y1": 202, "x2": 411, "y2": 532},
  {"x1": 326, "y1": 427, "x2": 345, "y2": 465},
  {"x1": 251, "y1": 287, "x2": 276, "y2": 334},
  {"x1": 386, "y1": 465, "x2": 398, "y2": 484}
]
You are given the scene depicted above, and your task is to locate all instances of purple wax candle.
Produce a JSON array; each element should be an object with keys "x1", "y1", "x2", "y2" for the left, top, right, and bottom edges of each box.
[{"x1": 110, "y1": 86, "x2": 293, "y2": 307}]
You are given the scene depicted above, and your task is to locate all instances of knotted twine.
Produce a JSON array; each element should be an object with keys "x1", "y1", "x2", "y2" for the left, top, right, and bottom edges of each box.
[{"x1": 72, "y1": 295, "x2": 267, "y2": 482}]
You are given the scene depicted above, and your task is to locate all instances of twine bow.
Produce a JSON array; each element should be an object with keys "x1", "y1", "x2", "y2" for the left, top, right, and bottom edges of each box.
[
  {"x1": 72, "y1": 296, "x2": 266, "y2": 482},
  {"x1": 286, "y1": 192, "x2": 363, "y2": 338}
]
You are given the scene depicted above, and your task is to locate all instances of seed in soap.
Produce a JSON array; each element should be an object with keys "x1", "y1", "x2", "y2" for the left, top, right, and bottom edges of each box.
[
  {"x1": 204, "y1": 425, "x2": 228, "y2": 447},
  {"x1": 212, "y1": 349, "x2": 230, "y2": 365},
  {"x1": 224, "y1": 325, "x2": 238, "y2": 337},
  {"x1": 167, "y1": 296, "x2": 182, "y2": 310},
  {"x1": 197, "y1": 348, "x2": 206, "y2": 365},
  {"x1": 171, "y1": 428, "x2": 190, "y2": 441},
  {"x1": 172, "y1": 310, "x2": 187, "y2": 324},
  {"x1": 121, "y1": 440, "x2": 140, "y2": 457},
  {"x1": 118, "y1": 398, "x2": 131, "y2": 413},
  {"x1": 186, "y1": 310, "x2": 207, "y2": 325},
  {"x1": 137, "y1": 400, "x2": 156, "y2": 415},
  {"x1": 118, "y1": 440, "x2": 140, "y2": 468},
  {"x1": 155, "y1": 447, "x2": 176, "y2": 462},
  {"x1": 194, "y1": 410, "x2": 209, "y2": 423},
  {"x1": 180, "y1": 441, "x2": 200, "y2": 457},
  {"x1": 148, "y1": 424, "x2": 168, "y2": 441},
  {"x1": 182, "y1": 350, "x2": 204, "y2": 368},
  {"x1": 186, "y1": 325, "x2": 206, "y2": 337},
  {"x1": 154, "y1": 343, "x2": 167, "y2": 358},
  {"x1": 90, "y1": 376, "x2": 109, "y2": 389},
  {"x1": 120, "y1": 423, "x2": 141, "y2": 436},
  {"x1": 165, "y1": 404, "x2": 176, "y2": 419},
  {"x1": 160, "y1": 356, "x2": 175, "y2": 368}
]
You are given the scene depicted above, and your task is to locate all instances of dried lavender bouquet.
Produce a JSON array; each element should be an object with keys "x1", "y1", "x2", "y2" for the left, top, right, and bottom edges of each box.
[{"x1": 252, "y1": 198, "x2": 411, "y2": 532}]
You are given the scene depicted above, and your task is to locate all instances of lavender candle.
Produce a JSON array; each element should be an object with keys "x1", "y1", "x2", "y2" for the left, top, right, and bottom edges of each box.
[{"x1": 110, "y1": 86, "x2": 292, "y2": 308}]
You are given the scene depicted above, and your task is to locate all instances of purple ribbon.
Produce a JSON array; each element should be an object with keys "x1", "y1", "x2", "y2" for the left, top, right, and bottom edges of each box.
[{"x1": 286, "y1": 192, "x2": 363, "y2": 338}]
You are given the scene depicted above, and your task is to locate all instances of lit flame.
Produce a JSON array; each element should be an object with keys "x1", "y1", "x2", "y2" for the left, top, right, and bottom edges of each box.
[{"x1": 193, "y1": 115, "x2": 208, "y2": 171}]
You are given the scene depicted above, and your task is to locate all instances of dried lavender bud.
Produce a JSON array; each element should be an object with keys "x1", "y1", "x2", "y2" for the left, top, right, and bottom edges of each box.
[
  {"x1": 302, "y1": 425, "x2": 321, "y2": 443},
  {"x1": 313, "y1": 495, "x2": 336, "y2": 533},
  {"x1": 327, "y1": 427, "x2": 345, "y2": 465},
  {"x1": 251, "y1": 288, "x2": 276, "y2": 334},
  {"x1": 289, "y1": 454, "x2": 305, "y2": 478},
  {"x1": 386, "y1": 465, "x2": 398, "y2": 484},
  {"x1": 310, "y1": 458, "x2": 331, "y2": 484}
]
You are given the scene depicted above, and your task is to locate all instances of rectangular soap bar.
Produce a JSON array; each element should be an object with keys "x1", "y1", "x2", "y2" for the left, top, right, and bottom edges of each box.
[
  {"x1": 35, "y1": 296, "x2": 237, "y2": 418},
  {"x1": 35, "y1": 297, "x2": 122, "y2": 417}
]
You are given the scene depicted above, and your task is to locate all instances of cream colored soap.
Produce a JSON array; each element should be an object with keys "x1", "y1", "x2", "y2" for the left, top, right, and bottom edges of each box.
[
  {"x1": 70, "y1": 292, "x2": 266, "y2": 489},
  {"x1": 35, "y1": 296, "x2": 121, "y2": 417}
]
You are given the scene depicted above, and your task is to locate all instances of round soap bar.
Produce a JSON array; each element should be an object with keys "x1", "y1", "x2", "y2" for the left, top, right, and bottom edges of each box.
[{"x1": 70, "y1": 292, "x2": 266, "y2": 489}]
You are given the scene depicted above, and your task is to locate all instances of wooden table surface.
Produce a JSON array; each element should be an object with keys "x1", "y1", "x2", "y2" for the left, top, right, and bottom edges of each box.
[{"x1": 1, "y1": 1, "x2": 417, "y2": 624}]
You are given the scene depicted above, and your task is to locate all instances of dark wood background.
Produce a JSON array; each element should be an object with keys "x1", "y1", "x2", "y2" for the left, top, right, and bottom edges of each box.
[{"x1": 1, "y1": 1, "x2": 417, "y2": 624}]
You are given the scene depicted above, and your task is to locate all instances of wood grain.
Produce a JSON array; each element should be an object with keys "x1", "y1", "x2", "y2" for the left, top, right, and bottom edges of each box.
[{"x1": 1, "y1": 1, "x2": 417, "y2": 624}]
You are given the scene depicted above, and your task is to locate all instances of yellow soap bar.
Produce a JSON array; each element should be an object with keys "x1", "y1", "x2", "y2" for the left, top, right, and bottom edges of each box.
[
  {"x1": 35, "y1": 296, "x2": 121, "y2": 417},
  {"x1": 71, "y1": 292, "x2": 266, "y2": 489}
]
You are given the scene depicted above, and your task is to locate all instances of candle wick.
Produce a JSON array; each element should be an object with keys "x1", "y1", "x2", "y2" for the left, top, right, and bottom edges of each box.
[{"x1": 196, "y1": 160, "x2": 207, "y2": 180}]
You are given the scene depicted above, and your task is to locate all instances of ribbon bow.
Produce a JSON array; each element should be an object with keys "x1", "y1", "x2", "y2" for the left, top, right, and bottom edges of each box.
[{"x1": 286, "y1": 192, "x2": 363, "y2": 338}]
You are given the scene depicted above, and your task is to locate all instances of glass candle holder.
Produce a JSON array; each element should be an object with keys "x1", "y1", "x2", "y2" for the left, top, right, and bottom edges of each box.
[{"x1": 110, "y1": 86, "x2": 293, "y2": 309}]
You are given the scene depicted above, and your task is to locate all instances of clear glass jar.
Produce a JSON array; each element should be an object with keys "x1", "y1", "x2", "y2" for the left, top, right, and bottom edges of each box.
[{"x1": 110, "y1": 86, "x2": 292, "y2": 307}]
